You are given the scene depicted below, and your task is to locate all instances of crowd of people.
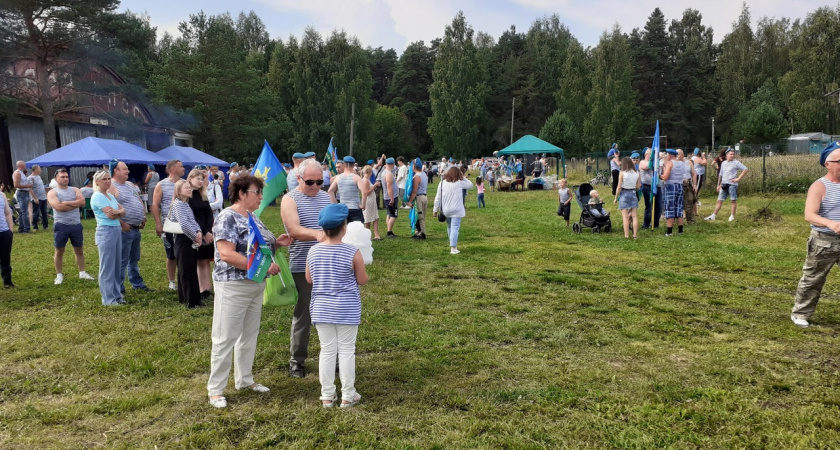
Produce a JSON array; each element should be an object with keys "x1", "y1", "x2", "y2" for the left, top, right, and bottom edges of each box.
[{"x1": 3, "y1": 139, "x2": 839, "y2": 410}]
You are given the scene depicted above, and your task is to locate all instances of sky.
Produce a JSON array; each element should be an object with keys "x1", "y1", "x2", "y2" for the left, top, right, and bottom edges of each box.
[{"x1": 119, "y1": 0, "x2": 832, "y2": 52}]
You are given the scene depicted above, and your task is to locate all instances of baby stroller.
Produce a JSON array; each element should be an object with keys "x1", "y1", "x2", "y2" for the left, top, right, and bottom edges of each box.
[{"x1": 572, "y1": 183, "x2": 612, "y2": 233}]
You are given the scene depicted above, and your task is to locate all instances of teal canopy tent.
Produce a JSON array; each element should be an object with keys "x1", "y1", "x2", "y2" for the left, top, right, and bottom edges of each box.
[{"x1": 496, "y1": 135, "x2": 566, "y2": 178}]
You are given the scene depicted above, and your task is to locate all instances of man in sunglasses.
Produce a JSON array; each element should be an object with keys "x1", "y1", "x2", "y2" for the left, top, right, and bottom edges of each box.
[
  {"x1": 280, "y1": 159, "x2": 331, "y2": 378},
  {"x1": 327, "y1": 156, "x2": 366, "y2": 223}
]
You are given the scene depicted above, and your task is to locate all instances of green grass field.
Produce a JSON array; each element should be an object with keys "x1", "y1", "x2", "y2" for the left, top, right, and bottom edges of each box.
[{"x1": 2, "y1": 182, "x2": 839, "y2": 448}]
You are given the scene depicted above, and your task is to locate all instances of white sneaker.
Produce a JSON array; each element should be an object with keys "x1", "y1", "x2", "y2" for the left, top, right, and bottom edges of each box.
[
  {"x1": 704, "y1": 214, "x2": 716, "y2": 221},
  {"x1": 169, "y1": 281, "x2": 177, "y2": 290},
  {"x1": 696, "y1": 201, "x2": 701, "y2": 206},
  {"x1": 54, "y1": 273, "x2": 64, "y2": 285},
  {"x1": 791, "y1": 315, "x2": 809, "y2": 328},
  {"x1": 450, "y1": 248, "x2": 460, "y2": 254},
  {"x1": 208, "y1": 396, "x2": 227, "y2": 408},
  {"x1": 78, "y1": 271, "x2": 94, "y2": 280},
  {"x1": 241, "y1": 383, "x2": 270, "y2": 393},
  {"x1": 728, "y1": 215, "x2": 735, "y2": 222}
]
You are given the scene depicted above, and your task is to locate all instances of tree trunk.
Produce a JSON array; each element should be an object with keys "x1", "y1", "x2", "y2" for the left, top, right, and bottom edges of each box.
[{"x1": 35, "y1": 57, "x2": 58, "y2": 152}]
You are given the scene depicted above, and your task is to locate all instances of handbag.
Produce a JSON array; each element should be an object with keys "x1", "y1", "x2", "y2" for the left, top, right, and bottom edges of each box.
[
  {"x1": 263, "y1": 249, "x2": 298, "y2": 307},
  {"x1": 438, "y1": 211, "x2": 446, "y2": 222},
  {"x1": 162, "y1": 207, "x2": 184, "y2": 234}
]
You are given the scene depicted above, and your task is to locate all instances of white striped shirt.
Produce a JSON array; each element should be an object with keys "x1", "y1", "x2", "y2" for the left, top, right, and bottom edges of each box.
[
  {"x1": 813, "y1": 177, "x2": 840, "y2": 235},
  {"x1": 113, "y1": 181, "x2": 145, "y2": 226},
  {"x1": 308, "y1": 243, "x2": 361, "y2": 325},
  {"x1": 171, "y1": 198, "x2": 201, "y2": 240},
  {"x1": 287, "y1": 189, "x2": 331, "y2": 273}
]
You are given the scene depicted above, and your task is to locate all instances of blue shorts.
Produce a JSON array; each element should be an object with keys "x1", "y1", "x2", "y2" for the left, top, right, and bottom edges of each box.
[
  {"x1": 662, "y1": 183, "x2": 684, "y2": 219},
  {"x1": 54, "y1": 223, "x2": 84, "y2": 248},
  {"x1": 717, "y1": 185, "x2": 738, "y2": 201}
]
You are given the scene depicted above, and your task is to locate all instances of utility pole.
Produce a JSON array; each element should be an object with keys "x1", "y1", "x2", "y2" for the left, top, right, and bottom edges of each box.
[
  {"x1": 510, "y1": 97, "x2": 516, "y2": 145},
  {"x1": 349, "y1": 103, "x2": 355, "y2": 156},
  {"x1": 711, "y1": 117, "x2": 715, "y2": 152}
]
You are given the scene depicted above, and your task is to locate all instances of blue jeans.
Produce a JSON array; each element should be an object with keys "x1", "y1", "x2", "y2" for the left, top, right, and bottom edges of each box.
[
  {"x1": 120, "y1": 227, "x2": 147, "y2": 292},
  {"x1": 95, "y1": 226, "x2": 123, "y2": 305},
  {"x1": 14, "y1": 191, "x2": 30, "y2": 232},
  {"x1": 31, "y1": 199, "x2": 48, "y2": 229},
  {"x1": 445, "y1": 216, "x2": 462, "y2": 248},
  {"x1": 477, "y1": 193, "x2": 485, "y2": 208}
]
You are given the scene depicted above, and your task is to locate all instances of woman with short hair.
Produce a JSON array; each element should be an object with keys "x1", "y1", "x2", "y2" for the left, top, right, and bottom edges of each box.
[
  {"x1": 90, "y1": 170, "x2": 126, "y2": 305},
  {"x1": 433, "y1": 166, "x2": 473, "y2": 254},
  {"x1": 207, "y1": 174, "x2": 292, "y2": 409}
]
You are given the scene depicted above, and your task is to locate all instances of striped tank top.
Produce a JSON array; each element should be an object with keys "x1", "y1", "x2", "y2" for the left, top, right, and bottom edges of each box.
[
  {"x1": 666, "y1": 160, "x2": 684, "y2": 184},
  {"x1": 812, "y1": 177, "x2": 840, "y2": 234},
  {"x1": 53, "y1": 187, "x2": 81, "y2": 225},
  {"x1": 113, "y1": 181, "x2": 146, "y2": 226},
  {"x1": 287, "y1": 189, "x2": 331, "y2": 273},
  {"x1": 0, "y1": 195, "x2": 10, "y2": 232},
  {"x1": 158, "y1": 178, "x2": 176, "y2": 218},
  {"x1": 308, "y1": 242, "x2": 361, "y2": 325},
  {"x1": 337, "y1": 174, "x2": 361, "y2": 210}
]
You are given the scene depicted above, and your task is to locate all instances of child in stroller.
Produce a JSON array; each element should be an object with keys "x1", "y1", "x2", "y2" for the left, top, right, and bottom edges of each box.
[
  {"x1": 572, "y1": 183, "x2": 612, "y2": 233},
  {"x1": 587, "y1": 190, "x2": 609, "y2": 218}
]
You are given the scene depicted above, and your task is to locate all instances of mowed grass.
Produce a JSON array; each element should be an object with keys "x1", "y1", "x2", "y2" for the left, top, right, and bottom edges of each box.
[{"x1": 2, "y1": 179, "x2": 840, "y2": 448}]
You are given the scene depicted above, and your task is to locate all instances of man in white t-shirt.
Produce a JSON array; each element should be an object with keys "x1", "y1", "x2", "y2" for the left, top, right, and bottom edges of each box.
[{"x1": 705, "y1": 149, "x2": 748, "y2": 222}]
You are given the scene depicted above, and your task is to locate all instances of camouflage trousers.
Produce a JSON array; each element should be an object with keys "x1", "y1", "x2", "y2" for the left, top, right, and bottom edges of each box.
[
  {"x1": 792, "y1": 230, "x2": 840, "y2": 320},
  {"x1": 683, "y1": 181, "x2": 696, "y2": 223}
]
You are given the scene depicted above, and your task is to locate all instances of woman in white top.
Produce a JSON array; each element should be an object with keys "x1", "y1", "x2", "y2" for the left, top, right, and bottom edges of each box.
[
  {"x1": 614, "y1": 157, "x2": 641, "y2": 239},
  {"x1": 433, "y1": 166, "x2": 473, "y2": 254}
]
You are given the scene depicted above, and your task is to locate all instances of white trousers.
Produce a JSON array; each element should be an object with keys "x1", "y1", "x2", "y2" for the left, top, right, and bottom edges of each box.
[
  {"x1": 315, "y1": 323, "x2": 358, "y2": 402},
  {"x1": 207, "y1": 279, "x2": 264, "y2": 396}
]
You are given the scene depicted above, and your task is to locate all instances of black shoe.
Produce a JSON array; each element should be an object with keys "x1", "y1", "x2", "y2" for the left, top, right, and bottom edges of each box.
[
  {"x1": 3, "y1": 283, "x2": 15, "y2": 289},
  {"x1": 135, "y1": 286, "x2": 154, "y2": 292},
  {"x1": 289, "y1": 363, "x2": 305, "y2": 378},
  {"x1": 419, "y1": 233, "x2": 426, "y2": 240},
  {"x1": 386, "y1": 232, "x2": 397, "y2": 238},
  {"x1": 411, "y1": 234, "x2": 420, "y2": 239},
  {"x1": 200, "y1": 290, "x2": 213, "y2": 300}
]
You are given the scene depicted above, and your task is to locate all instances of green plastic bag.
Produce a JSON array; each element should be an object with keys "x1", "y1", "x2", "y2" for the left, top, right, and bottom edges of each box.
[{"x1": 263, "y1": 250, "x2": 297, "y2": 307}]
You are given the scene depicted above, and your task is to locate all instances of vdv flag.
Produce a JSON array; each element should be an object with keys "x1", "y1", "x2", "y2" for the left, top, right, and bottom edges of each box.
[
  {"x1": 650, "y1": 121, "x2": 661, "y2": 200},
  {"x1": 246, "y1": 213, "x2": 273, "y2": 283},
  {"x1": 251, "y1": 140, "x2": 288, "y2": 218},
  {"x1": 325, "y1": 137, "x2": 338, "y2": 175}
]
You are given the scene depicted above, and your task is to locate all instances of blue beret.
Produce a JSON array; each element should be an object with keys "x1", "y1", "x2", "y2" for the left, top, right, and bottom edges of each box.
[
  {"x1": 343, "y1": 156, "x2": 356, "y2": 163},
  {"x1": 318, "y1": 203, "x2": 349, "y2": 229},
  {"x1": 230, "y1": 162, "x2": 238, "y2": 167},
  {"x1": 367, "y1": 159, "x2": 375, "y2": 165},
  {"x1": 449, "y1": 157, "x2": 454, "y2": 162},
  {"x1": 693, "y1": 148, "x2": 700, "y2": 155},
  {"x1": 821, "y1": 142, "x2": 840, "y2": 166},
  {"x1": 196, "y1": 164, "x2": 207, "y2": 170},
  {"x1": 630, "y1": 152, "x2": 640, "y2": 159},
  {"x1": 108, "y1": 159, "x2": 119, "y2": 175},
  {"x1": 304, "y1": 151, "x2": 315, "y2": 157},
  {"x1": 607, "y1": 149, "x2": 616, "y2": 158},
  {"x1": 292, "y1": 152, "x2": 305, "y2": 159},
  {"x1": 386, "y1": 157, "x2": 395, "y2": 164},
  {"x1": 148, "y1": 164, "x2": 155, "y2": 170},
  {"x1": 611, "y1": 143, "x2": 618, "y2": 149},
  {"x1": 666, "y1": 149, "x2": 678, "y2": 155},
  {"x1": 414, "y1": 157, "x2": 423, "y2": 168}
]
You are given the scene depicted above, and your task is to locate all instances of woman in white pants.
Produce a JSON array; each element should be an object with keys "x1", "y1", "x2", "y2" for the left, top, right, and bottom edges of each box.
[
  {"x1": 433, "y1": 166, "x2": 473, "y2": 254},
  {"x1": 206, "y1": 175, "x2": 292, "y2": 409}
]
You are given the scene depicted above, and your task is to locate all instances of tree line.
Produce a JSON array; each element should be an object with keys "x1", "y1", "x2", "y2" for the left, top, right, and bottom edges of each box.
[{"x1": 3, "y1": 2, "x2": 840, "y2": 162}]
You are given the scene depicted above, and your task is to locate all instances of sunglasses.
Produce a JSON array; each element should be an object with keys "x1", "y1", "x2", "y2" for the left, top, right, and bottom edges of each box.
[
  {"x1": 303, "y1": 179, "x2": 324, "y2": 186},
  {"x1": 246, "y1": 189, "x2": 263, "y2": 195}
]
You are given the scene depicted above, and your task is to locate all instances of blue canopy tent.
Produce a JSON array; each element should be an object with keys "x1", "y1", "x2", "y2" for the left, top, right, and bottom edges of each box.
[
  {"x1": 496, "y1": 135, "x2": 566, "y2": 178},
  {"x1": 26, "y1": 137, "x2": 169, "y2": 168},
  {"x1": 156, "y1": 145, "x2": 230, "y2": 169},
  {"x1": 25, "y1": 137, "x2": 170, "y2": 186}
]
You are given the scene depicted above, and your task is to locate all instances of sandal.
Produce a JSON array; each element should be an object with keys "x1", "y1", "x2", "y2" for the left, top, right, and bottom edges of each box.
[
  {"x1": 340, "y1": 393, "x2": 362, "y2": 408},
  {"x1": 372, "y1": 237, "x2": 382, "y2": 241},
  {"x1": 322, "y1": 393, "x2": 338, "y2": 408}
]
